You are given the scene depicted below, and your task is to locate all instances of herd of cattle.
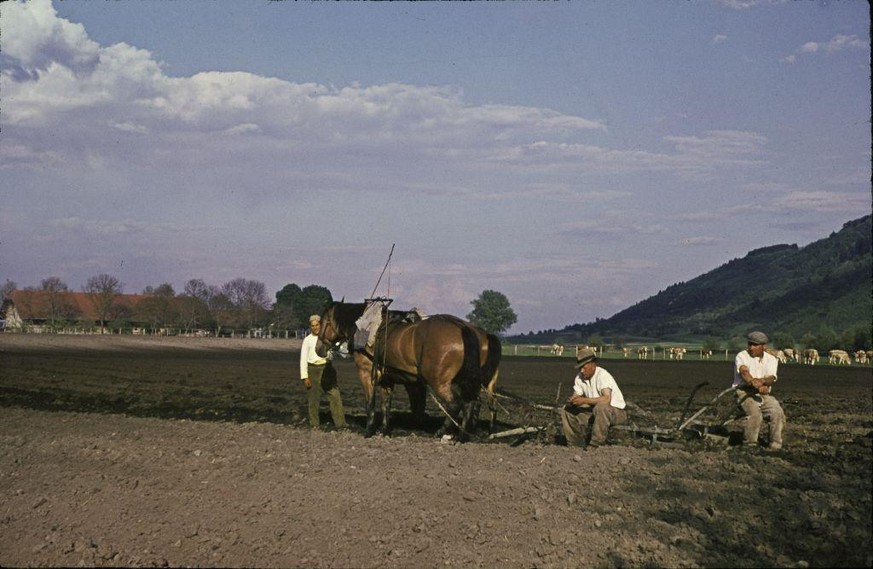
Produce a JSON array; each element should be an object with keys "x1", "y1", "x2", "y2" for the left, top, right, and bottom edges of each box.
[
  {"x1": 548, "y1": 343, "x2": 871, "y2": 365},
  {"x1": 754, "y1": 347, "x2": 871, "y2": 365}
]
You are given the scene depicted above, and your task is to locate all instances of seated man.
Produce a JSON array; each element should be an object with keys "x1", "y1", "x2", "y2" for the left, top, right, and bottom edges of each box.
[
  {"x1": 559, "y1": 348, "x2": 627, "y2": 448},
  {"x1": 733, "y1": 331, "x2": 785, "y2": 450}
]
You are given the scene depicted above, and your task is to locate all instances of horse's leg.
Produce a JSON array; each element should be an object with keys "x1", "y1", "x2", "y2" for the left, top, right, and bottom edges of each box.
[
  {"x1": 406, "y1": 382, "x2": 427, "y2": 427},
  {"x1": 355, "y1": 354, "x2": 379, "y2": 438},
  {"x1": 485, "y1": 370, "x2": 500, "y2": 433},
  {"x1": 365, "y1": 373, "x2": 380, "y2": 437},
  {"x1": 433, "y1": 382, "x2": 464, "y2": 439},
  {"x1": 457, "y1": 399, "x2": 481, "y2": 443},
  {"x1": 436, "y1": 405, "x2": 462, "y2": 438},
  {"x1": 380, "y1": 384, "x2": 393, "y2": 435}
]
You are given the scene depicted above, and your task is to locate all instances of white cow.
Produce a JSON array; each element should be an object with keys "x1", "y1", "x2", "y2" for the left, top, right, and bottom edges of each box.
[
  {"x1": 803, "y1": 349, "x2": 820, "y2": 365},
  {"x1": 637, "y1": 346, "x2": 649, "y2": 360},
  {"x1": 700, "y1": 349, "x2": 713, "y2": 359},
  {"x1": 622, "y1": 347, "x2": 630, "y2": 358},
  {"x1": 828, "y1": 349, "x2": 851, "y2": 365},
  {"x1": 766, "y1": 348, "x2": 787, "y2": 364},
  {"x1": 669, "y1": 347, "x2": 687, "y2": 360},
  {"x1": 854, "y1": 350, "x2": 868, "y2": 364},
  {"x1": 782, "y1": 348, "x2": 799, "y2": 363},
  {"x1": 576, "y1": 345, "x2": 596, "y2": 359},
  {"x1": 551, "y1": 344, "x2": 564, "y2": 356}
]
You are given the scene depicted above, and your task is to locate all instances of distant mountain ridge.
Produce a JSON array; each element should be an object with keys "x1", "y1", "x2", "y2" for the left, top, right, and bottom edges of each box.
[{"x1": 512, "y1": 215, "x2": 872, "y2": 346}]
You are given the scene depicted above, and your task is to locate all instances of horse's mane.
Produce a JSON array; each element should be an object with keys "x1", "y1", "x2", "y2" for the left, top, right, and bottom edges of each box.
[{"x1": 326, "y1": 301, "x2": 366, "y2": 334}]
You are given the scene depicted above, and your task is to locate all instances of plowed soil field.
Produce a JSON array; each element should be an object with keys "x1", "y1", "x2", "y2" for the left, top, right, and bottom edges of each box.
[{"x1": 1, "y1": 334, "x2": 870, "y2": 568}]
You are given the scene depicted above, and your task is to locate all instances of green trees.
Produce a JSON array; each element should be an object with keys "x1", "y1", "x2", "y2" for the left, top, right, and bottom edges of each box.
[
  {"x1": 468, "y1": 290, "x2": 517, "y2": 335},
  {"x1": 274, "y1": 284, "x2": 333, "y2": 330}
]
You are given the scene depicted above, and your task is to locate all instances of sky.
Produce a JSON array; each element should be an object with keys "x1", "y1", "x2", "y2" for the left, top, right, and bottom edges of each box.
[{"x1": 1, "y1": 0, "x2": 870, "y2": 335}]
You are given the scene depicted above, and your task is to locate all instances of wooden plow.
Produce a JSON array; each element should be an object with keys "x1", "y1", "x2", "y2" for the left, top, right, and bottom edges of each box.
[
  {"x1": 484, "y1": 386, "x2": 565, "y2": 446},
  {"x1": 485, "y1": 382, "x2": 744, "y2": 447},
  {"x1": 611, "y1": 383, "x2": 744, "y2": 448}
]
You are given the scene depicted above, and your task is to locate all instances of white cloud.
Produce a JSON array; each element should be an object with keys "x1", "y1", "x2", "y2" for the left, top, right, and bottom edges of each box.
[
  {"x1": 712, "y1": 35, "x2": 728, "y2": 44},
  {"x1": 769, "y1": 190, "x2": 870, "y2": 213},
  {"x1": 50, "y1": 216, "x2": 148, "y2": 235},
  {"x1": 2, "y1": 1, "x2": 613, "y2": 200},
  {"x1": 0, "y1": 0, "x2": 772, "y2": 209},
  {"x1": 784, "y1": 33, "x2": 869, "y2": 64},
  {"x1": 2, "y1": 0, "x2": 99, "y2": 76},
  {"x1": 663, "y1": 130, "x2": 767, "y2": 159},
  {"x1": 486, "y1": 129, "x2": 766, "y2": 179},
  {"x1": 818, "y1": 34, "x2": 868, "y2": 53},
  {"x1": 680, "y1": 236, "x2": 721, "y2": 246},
  {"x1": 718, "y1": 0, "x2": 760, "y2": 9},
  {"x1": 557, "y1": 213, "x2": 670, "y2": 239},
  {"x1": 740, "y1": 182, "x2": 794, "y2": 194},
  {"x1": 110, "y1": 121, "x2": 149, "y2": 134}
]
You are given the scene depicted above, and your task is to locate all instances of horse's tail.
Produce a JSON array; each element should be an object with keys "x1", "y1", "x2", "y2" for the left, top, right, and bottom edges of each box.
[
  {"x1": 481, "y1": 333, "x2": 501, "y2": 394},
  {"x1": 456, "y1": 324, "x2": 484, "y2": 401}
]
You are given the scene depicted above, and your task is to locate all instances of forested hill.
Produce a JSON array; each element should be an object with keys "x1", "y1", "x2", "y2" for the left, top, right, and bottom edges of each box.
[{"x1": 520, "y1": 215, "x2": 872, "y2": 346}]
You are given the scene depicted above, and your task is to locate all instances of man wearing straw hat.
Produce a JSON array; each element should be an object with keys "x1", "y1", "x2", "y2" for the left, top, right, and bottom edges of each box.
[
  {"x1": 559, "y1": 348, "x2": 628, "y2": 448},
  {"x1": 299, "y1": 314, "x2": 347, "y2": 430}
]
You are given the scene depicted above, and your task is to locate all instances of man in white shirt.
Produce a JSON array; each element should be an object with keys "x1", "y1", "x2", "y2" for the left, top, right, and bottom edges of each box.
[
  {"x1": 299, "y1": 315, "x2": 347, "y2": 430},
  {"x1": 733, "y1": 331, "x2": 784, "y2": 450},
  {"x1": 559, "y1": 348, "x2": 627, "y2": 448}
]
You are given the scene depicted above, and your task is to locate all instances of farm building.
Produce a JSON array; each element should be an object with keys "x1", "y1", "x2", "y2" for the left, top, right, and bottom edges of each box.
[
  {"x1": 0, "y1": 290, "x2": 290, "y2": 338},
  {"x1": 0, "y1": 289, "x2": 216, "y2": 335},
  {"x1": 1, "y1": 290, "x2": 150, "y2": 333}
]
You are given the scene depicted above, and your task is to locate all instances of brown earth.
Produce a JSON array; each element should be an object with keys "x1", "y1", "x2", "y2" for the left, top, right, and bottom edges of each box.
[{"x1": 0, "y1": 334, "x2": 871, "y2": 568}]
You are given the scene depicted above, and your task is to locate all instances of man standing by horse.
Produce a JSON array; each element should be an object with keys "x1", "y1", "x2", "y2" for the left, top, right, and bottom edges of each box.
[
  {"x1": 299, "y1": 314, "x2": 347, "y2": 430},
  {"x1": 559, "y1": 348, "x2": 628, "y2": 448}
]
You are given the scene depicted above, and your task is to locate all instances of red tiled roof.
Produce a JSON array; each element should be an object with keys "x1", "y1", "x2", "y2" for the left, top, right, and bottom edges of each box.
[{"x1": 5, "y1": 290, "x2": 147, "y2": 320}]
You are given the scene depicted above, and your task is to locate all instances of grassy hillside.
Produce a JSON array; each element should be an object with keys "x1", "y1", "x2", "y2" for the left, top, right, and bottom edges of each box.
[{"x1": 513, "y1": 215, "x2": 872, "y2": 349}]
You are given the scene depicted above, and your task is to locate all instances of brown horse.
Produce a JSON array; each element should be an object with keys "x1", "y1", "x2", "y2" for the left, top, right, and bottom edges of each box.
[{"x1": 318, "y1": 301, "x2": 500, "y2": 440}]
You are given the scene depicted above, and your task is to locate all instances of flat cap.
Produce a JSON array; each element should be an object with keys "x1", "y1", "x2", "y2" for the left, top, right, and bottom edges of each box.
[
  {"x1": 309, "y1": 314, "x2": 321, "y2": 324},
  {"x1": 747, "y1": 331, "x2": 769, "y2": 345}
]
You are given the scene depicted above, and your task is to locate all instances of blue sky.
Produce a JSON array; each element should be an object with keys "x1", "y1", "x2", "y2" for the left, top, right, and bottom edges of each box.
[{"x1": 2, "y1": 0, "x2": 870, "y2": 334}]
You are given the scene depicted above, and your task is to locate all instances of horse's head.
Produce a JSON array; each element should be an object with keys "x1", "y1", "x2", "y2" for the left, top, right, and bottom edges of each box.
[
  {"x1": 317, "y1": 302, "x2": 346, "y2": 350},
  {"x1": 317, "y1": 301, "x2": 367, "y2": 354}
]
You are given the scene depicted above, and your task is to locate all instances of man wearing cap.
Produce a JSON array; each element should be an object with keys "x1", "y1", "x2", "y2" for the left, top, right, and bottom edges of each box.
[
  {"x1": 559, "y1": 348, "x2": 628, "y2": 448},
  {"x1": 733, "y1": 331, "x2": 784, "y2": 450},
  {"x1": 299, "y1": 314, "x2": 347, "y2": 430}
]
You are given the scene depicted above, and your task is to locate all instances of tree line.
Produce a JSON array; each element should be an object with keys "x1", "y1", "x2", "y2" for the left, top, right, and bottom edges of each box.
[{"x1": 1, "y1": 277, "x2": 518, "y2": 336}]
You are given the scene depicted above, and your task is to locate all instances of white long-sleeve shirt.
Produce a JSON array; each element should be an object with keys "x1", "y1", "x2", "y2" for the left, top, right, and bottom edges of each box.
[{"x1": 299, "y1": 333, "x2": 328, "y2": 379}]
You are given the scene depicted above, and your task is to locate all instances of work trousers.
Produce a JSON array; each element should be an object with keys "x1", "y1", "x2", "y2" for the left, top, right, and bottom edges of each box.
[
  {"x1": 735, "y1": 390, "x2": 784, "y2": 446},
  {"x1": 560, "y1": 402, "x2": 627, "y2": 447},
  {"x1": 307, "y1": 363, "x2": 347, "y2": 429}
]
